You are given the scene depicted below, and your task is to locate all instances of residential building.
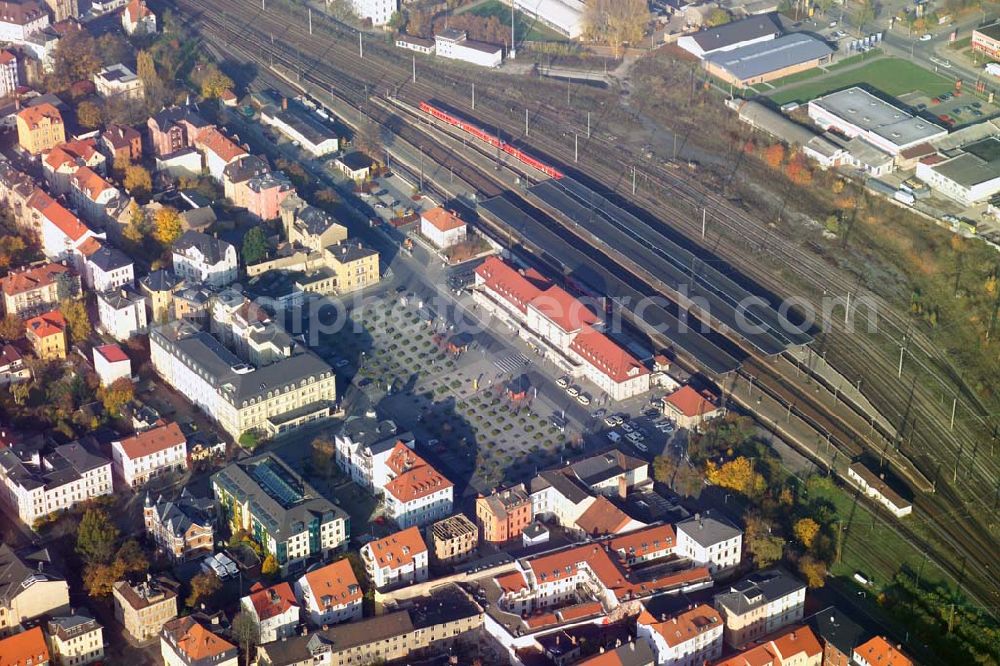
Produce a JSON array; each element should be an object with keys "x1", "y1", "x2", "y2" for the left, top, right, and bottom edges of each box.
[
  {"x1": 256, "y1": 584, "x2": 483, "y2": 666},
  {"x1": 569, "y1": 325, "x2": 650, "y2": 401},
  {"x1": 382, "y1": 442, "x2": 453, "y2": 529},
  {"x1": 139, "y1": 270, "x2": 181, "y2": 324},
  {"x1": 154, "y1": 147, "x2": 202, "y2": 178},
  {"x1": 677, "y1": 13, "x2": 780, "y2": 58},
  {"x1": 334, "y1": 151, "x2": 374, "y2": 181},
  {"x1": 574, "y1": 495, "x2": 645, "y2": 537},
  {"x1": 223, "y1": 155, "x2": 268, "y2": 200},
  {"x1": 68, "y1": 167, "x2": 125, "y2": 228},
  {"x1": 714, "y1": 568, "x2": 807, "y2": 648},
  {"x1": 434, "y1": 29, "x2": 502, "y2": 67},
  {"x1": 17, "y1": 103, "x2": 64, "y2": 155},
  {"x1": 30, "y1": 190, "x2": 100, "y2": 264},
  {"x1": 101, "y1": 124, "x2": 142, "y2": 163},
  {"x1": 194, "y1": 126, "x2": 247, "y2": 181},
  {"x1": 636, "y1": 604, "x2": 723, "y2": 666},
  {"x1": 324, "y1": 241, "x2": 380, "y2": 293},
  {"x1": 350, "y1": 0, "x2": 396, "y2": 26},
  {"x1": 0, "y1": 439, "x2": 113, "y2": 525},
  {"x1": 476, "y1": 484, "x2": 533, "y2": 543},
  {"x1": 806, "y1": 607, "x2": 866, "y2": 666},
  {"x1": 171, "y1": 231, "x2": 238, "y2": 287},
  {"x1": 0, "y1": 49, "x2": 18, "y2": 97},
  {"x1": 94, "y1": 63, "x2": 143, "y2": 100},
  {"x1": 122, "y1": 0, "x2": 155, "y2": 35},
  {"x1": 0, "y1": 1, "x2": 49, "y2": 45},
  {"x1": 703, "y1": 33, "x2": 832, "y2": 88},
  {"x1": 209, "y1": 291, "x2": 294, "y2": 366},
  {"x1": 143, "y1": 491, "x2": 214, "y2": 561},
  {"x1": 0, "y1": 544, "x2": 70, "y2": 633},
  {"x1": 427, "y1": 513, "x2": 478, "y2": 565},
  {"x1": 395, "y1": 34, "x2": 435, "y2": 54},
  {"x1": 43, "y1": 0, "x2": 76, "y2": 22},
  {"x1": 212, "y1": 453, "x2": 349, "y2": 569},
  {"x1": 0, "y1": 162, "x2": 39, "y2": 233},
  {"x1": 294, "y1": 558, "x2": 362, "y2": 627},
  {"x1": 97, "y1": 286, "x2": 147, "y2": 340},
  {"x1": 113, "y1": 578, "x2": 179, "y2": 643},
  {"x1": 260, "y1": 101, "x2": 340, "y2": 156},
  {"x1": 160, "y1": 616, "x2": 238, "y2": 666},
  {"x1": 333, "y1": 412, "x2": 413, "y2": 491},
  {"x1": 43, "y1": 139, "x2": 106, "y2": 197},
  {"x1": 150, "y1": 320, "x2": 337, "y2": 439},
  {"x1": 47, "y1": 610, "x2": 103, "y2": 666},
  {"x1": 846, "y1": 462, "x2": 912, "y2": 518},
  {"x1": 712, "y1": 624, "x2": 822, "y2": 666},
  {"x1": 676, "y1": 512, "x2": 743, "y2": 574},
  {"x1": 234, "y1": 170, "x2": 294, "y2": 221},
  {"x1": 972, "y1": 21, "x2": 1000, "y2": 58},
  {"x1": 852, "y1": 636, "x2": 912, "y2": 666},
  {"x1": 663, "y1": 386, "x2": 725, "y2": 430},
  {"x1": 241, "y1": 582, "x2": 300, "y2": 644},
  {"x1": 147, "y1": 107, "x2": 210, "y2": 158},
  {"x1": 280, "y1": 194, "x2": 349, "y2": 252},
  {"x1": 112, "y1": 420, "x2": 188, "y2": 488},
  {"x1": 361, "y1": 526, "x2": 429, "y2": 591},
  {"x1": 576, "y1": 640, "x2": 655, "y2": 666},
  {"x1": 1, "y1": 262, "x2": 77, "y2": 317},
  {"x1": 24, "y1": 310, "x2": 66, "y2": 360},
  {"x1": 0, "y1": 626, "x2": 50, "y2": 666},
  {"x1": 82, "y1": 242, "x2": 134, "y2": 292},
  {"x1": 808, "y1": 87, "x2": 946, "y2": 156},
  {"x1": 512, "y1": 0, "x2": 583, "y2": 39},
  {"x1": 0, "y1": 344, "x2": 29, "y2": 386},
  {"x1": 93, "y1": 343, "x2": 130, "y2": 386},
  {"x1": 420, "y1": 206, "x2": 466, "y2": 249}
]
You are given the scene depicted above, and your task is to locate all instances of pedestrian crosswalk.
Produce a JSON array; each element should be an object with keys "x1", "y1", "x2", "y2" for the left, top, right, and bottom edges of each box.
[{"x1": 494, "y1": 353, "x2": 530, "y2": 374}]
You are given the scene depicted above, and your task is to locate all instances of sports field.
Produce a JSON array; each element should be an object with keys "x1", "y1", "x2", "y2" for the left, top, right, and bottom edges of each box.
[{"x1": 768, "y1": 57, "x2": 955, "y2": 105}]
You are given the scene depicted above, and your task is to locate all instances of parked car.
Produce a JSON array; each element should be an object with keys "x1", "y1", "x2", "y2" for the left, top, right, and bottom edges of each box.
[
  {"x1": 631, "y1": 439, "x2": 648, "y2": 452},
  {"x1": 577, "y1": 393, "x2": 592, "y2": 405},
  {"x1": 604, "y1": 415, "x2": 617, "y2": 427},
  {"x1": 613, "y1": 414, "x2": 626, "y2": 426},
  {"x1": 607, "y1": 431, "x2": 622, "y2": 443},
  {"x1": 591, "y1": 408, "x2": 607, "y2": 419},
  {"x1": 567, "y1": 385, "x2": 580, "y2": 397},
  {"x1": 557, "y1": 376, "x2": 570, "y2": 388},
  {"x1": 919, "y1": 33, "x2": 933, "y2": 41},
  {"x1": 622, "y1": 422, "x2": 635, "y2": 433},
  {"x1": 627, "y1": 431, "x2": 645, "y2": 443}
]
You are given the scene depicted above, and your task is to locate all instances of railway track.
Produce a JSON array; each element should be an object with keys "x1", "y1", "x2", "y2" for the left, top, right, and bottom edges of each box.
[{"x1": 173, "y1": 0, "x2": 999, "y2": 608}]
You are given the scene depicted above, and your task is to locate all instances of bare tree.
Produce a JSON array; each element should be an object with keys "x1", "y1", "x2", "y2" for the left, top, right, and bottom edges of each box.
[
  {"x1": 232, "y1": 611, "x2": 259, "y2": 666},
  {"x1": 583, "y1": 0, "x2": 649, "y2": 56}
]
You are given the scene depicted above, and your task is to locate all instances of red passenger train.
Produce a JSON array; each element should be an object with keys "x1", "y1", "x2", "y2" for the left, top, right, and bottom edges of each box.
[{"x1": 419, "y1": 101, "x2": 564, "y2": 180}]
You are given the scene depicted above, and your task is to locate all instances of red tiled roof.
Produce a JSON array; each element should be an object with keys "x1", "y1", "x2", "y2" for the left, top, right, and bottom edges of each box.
[
  {"x1": 246, "y1": 582, "x2": 297, "y2": 621},
  {"x1": 25, "y1": 310, "x2": 65, "y2": 338},
  {"x1": 570, "y1": 325, "x2": 648, "y2": 384},
  {"x1": 663, "y1": 385, "x2": 718, "y2": 418},
  {"x1": 363, "y1": 526, "x2": 427, "y2": 570},
  {"x1": 529, "y1": 285, "x2": 598, "y2": 333},
  {"x1": 1, "y1": 262, "x2": 71, "y2": 296},
  {"x1": 195, "y1": 127, "x2": 247, "y2": 163},
  {"x1": 29, "y1": 189, "x2": 89, "y2": 241},
  {"x1": 0, "y1": 50, "x2": 16, "y2": 65},
  {"x1": 608, "y1": 523, "x2": 675, "y2": 560},
  {"x1": 496, "y1": 571, "x2": 528, "y2": 594},
  {"x1": 17, "y1": 102, "x2": 63, "y2": 129},
  {"x1": 475, "y1": 256, "x2": 549, "y2": 314},
  {"x1": 95, "y1": 343, "x2": 129, "y2": 364},
  {"x1": 771, "y1": 625, "x2": 822, "y2": 661},
  {"x1": 125, "y1": 0, "x2": 153, "y2": 20},
  {"x1": 102, "y1": 124, "x2": 141, "y2": 149},
  {"x1": 71, "y1": 166, "x2": 113, "y2": 201},
  {"x1": 301, "y1": 559, "x2": 362, "y2": 611},
  {"x1": 115, "y1": 421, "x2": 185, "y2": 460},
  {"x1": 44, "y1": 138, "x2": 100, "y2": 171},
  {"x1": 638, "y1": 604, "x2": 722, "y2": 648},
  {"x1": 77, "y1": 237, "x2": 103, "y2": 257},
  {"x1": 575, "y1": 496, "x2": 636, "y2": 536},
  {"x1": 0, "y1": 626, "x2": 50, "y2": 666},
  {"x1": 422, "y1": 206, "x2": 465, "y2": 232},
  {"x1": 853, "y1": 636, "x2": 913, "y2": 666},
  {"x1": 712, "y1": 625, "x2": 823, "y2": 666},
  {"x1": 384, "y1": 441, "x2": 452, "y2": 503},
  {"x1": 162, "y1": 617, "x2": 236, "y2": 662}
]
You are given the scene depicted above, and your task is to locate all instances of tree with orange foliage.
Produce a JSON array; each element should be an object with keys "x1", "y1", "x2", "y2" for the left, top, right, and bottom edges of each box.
[
  {"x1": 798, "y1": 555, "x2": 827, "y2": 588},
  {"x1": 785, "y1": 154, "x2": 813, "y2": 185},
  {"x1": 762, "y1": 143, "x2": 785, "y2": 168}
]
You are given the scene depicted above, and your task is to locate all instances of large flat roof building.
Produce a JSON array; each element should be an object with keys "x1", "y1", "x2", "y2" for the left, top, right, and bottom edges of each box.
[
  {"x1": 808, "y1": 87, "x2": 947, "y2": 155},
  {"x1": 677, "y1": 13, "x2": 781, "y2": 58},
  {"x1": 512, "y1": 0, "x2": 585, "y2": 39},
  {"x1": 704, "y1": 33, "x2": 833, "y2": 87},
  {"x1": 915, "y1": 135, "x2": 1000, "y2": 206}
]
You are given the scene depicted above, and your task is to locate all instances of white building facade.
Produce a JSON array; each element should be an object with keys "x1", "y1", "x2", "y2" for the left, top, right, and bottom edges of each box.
[
  {"x1": 171, "y1": 231, "x2": 238, "y2": 287},
  {"x1": 111, "y1": 422, "x2": 188, "y2": 488},
  {"x1": 676, "y1": 514, "x2": 743, "y2": 575},
  {"x1": 97, "y1": 287, "x2": 148, "y2": 341},
  {"x1": 636, "y1": 605, "x2": 724, "y2": 666},
  {"x1": 351, "y1": 0, "x2": 396, "y2": 26}
]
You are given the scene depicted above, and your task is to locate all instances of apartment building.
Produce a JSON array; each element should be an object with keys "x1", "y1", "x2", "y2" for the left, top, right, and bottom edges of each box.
[
  {"x1": 712, "y1": 624, "x2": 822, "y2": 666},
  {"x1": 25, "y1": 309, "x2": 67, "y2": 360},
  {"x1": 97, "y1": 286, "x2": 147, "y2": 341},
  {"x1": 93, "y1": 343, "x2": 131, "y2": 386},
  {"x1": 46, "y1": 610, "x2": 105, "y2": 666},
  {"x1": 0, "y1": 544, "x2": 70, "y2": 635},
  {"x1": 294, "y1": 558, "x2": 362, "y2": 627},
  {"x1": 427, "y1": 513, "x2": 478, "y2": 565},
  {"x1": 68, "y1": 167, "x2": 123, "y2": 228},
  {"x1": 43, "y1": 138, "x2": 106, "y2": 196},
  {"x1": 138, "y1": 270, "x2": 181, "y2": 324},
  {"x1": 636, "y1": 604, "x2": 724, "y2": 666},
  {"x1": 30, "y1": 190, "x2": 99, "y2": 264},
  {"x1": 0, "y1": 344, "x2": 29, "y2": 386},
  {"x1": 101, "y1": 124, "x2": 142, "y2": 163},
  {"x1": 361, "y1": 526, "x2": 429, "y2": 591},
  {"x1": 113, "y1": 578, "x2": 179, "y2": 643},
  {"x1": 160, "y1": 616, "x2": 238, "y2": 666},
  {"x1": 193, "y1": 127, "x2": 247, "y2": 181},
  {"x1": 112, "y1": 421, "x2": 188, "y2": 488},
  {"x1": 675, "y1": 512, "x2": 743, "y2": 575},
  {"x1": 257, "y1": 584, "x2": 483, "y2": 666},
  {"x1": 0, "y1": 439, "x2": 113, "y2": 525},
  {"x1": 231, "y1": 170, "x2": 294, "y2": 222},
  {"x1": 212, "y1": 453, "x2": 349, "y2": 569},
  {"x1": 0, "y1": 49, "x2": 17, "y2": 97},
  {"x1": 241, "y1": 582, "x2": 300, "y2": 643},
  {"x1": 476, "y1": 483, "x2": 533, "y2": 543},
  {"x1": 147, "y1": 107, "x2": 210, "y2": 158},
  {"x1": 122, "y1": 0, "x2": 156, "y2": 35},
  {"x1": 350, "y1": 0, "x2": 396, "y2": 25},
  {"x1": 382, "y1": 442, "x2": 453, "y2": 529},
  {"x1": 16, "y1": 103, "x2": 64, "y2": 155},
  {"x1": 82, "y1": 243, "x2": 133, "y2": 292},
  {"x1": 0, "y1": 627, "x2": 50, "y2": 666},
  {"x1": 280, "y1": 194, "x2": 348, "y2": 252},
  {"x1": 1, "y1": 262, "x2": 77, "y2": 317},
  {"x1": 324, "y1": 242, "x2": 380, "y2": 293},
  {"x1": 852, "y1": 636, "x2": 913, "y2": 666},
  {"x1": 143, "y1": 491, "x2": 215, "y2": 561},
  {"x1": 714, "y1": 569, "x2": 807, "y2": 648},
  {"x1": 150, "y1": 320, "x2": 337, "y2": 439},
  {"x1": 333, "y1": 413, "x2": 413, "y2": 491},
  {"x1": 171, "y1": 231, "x2": 237, "y2": 287}
]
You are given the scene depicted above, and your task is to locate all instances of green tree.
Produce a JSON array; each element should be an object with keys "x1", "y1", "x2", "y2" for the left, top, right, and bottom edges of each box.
[
  {"x1": 241, "y1": 227, "x2": 268, "y2": 265},
  {"x1": 153, "y1": 206, "x2": 182, "y2": 246},
  {"x1": 77, "y1": 508, "x2": 120, "y2": 565},
  {"x1": 124, "y1": 165, "x2": 153, "y2": 200},
  {"x1": 706, "y1": 8, "x2": 731, "y2": 26},
  {"x1": 238, "y1": 431, "x2": 259, "y2": 449},
  {"x1": 186, "y1": 571, "x2": 222, "y2": 608},
  {"x1": 59, "y1": 298, "x2": 91, "y2": 345},
  {"x1": 388, "y1": 10, "x2": 407, "y2": 31}
]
